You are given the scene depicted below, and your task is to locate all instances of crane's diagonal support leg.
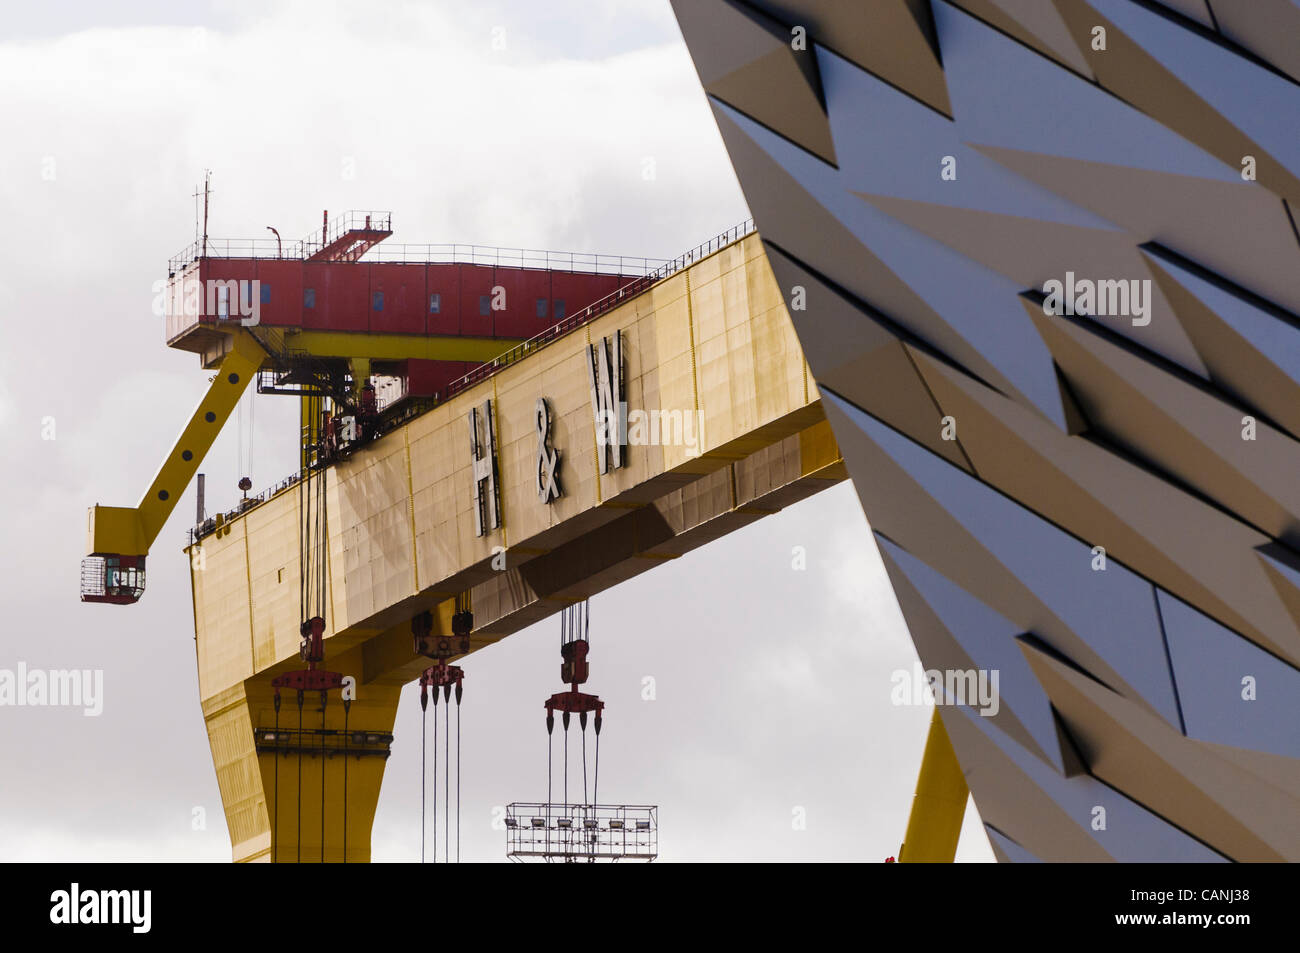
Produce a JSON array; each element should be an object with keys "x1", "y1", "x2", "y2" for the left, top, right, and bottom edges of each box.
[
  {"x1": 898, "y1": 708, "x2": 968, "y2": 863},
  {"x1": 86, "y1": 329, "x2": 266, "y2": 559}
]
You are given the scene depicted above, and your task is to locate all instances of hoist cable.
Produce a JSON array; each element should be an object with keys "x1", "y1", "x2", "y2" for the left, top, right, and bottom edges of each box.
[
  {"x1": 441, "y1": 696, "x2": 447, "y2": 863},
  {"x1": 547, "y1": 723, "x2": 552, "y2": 858},
  {"x1": 237, "y1": 388, "x2": 254, "y2": 481},
  {"x1": 319, "y1": 469, "x2": 327, "y2": 620},
  {"x1": 437, "y1": 701, "x2": 443, "y2": 863},
  {"x1": 237, "y1": 391, "x2": 243, "y2": 479},
  {"x1": 298, "y1": 430, "x2": 306, "y2": 624},
  {"x1": 273, "y1": 698, "x2": 280, "y2": 863},
  {"x1": 310, "y1": 396, "x2": 317, "y2": 619},
  {"x1": 320, "y1": 692, "x2": 326, "y2": 863},
  {"x1": 321, "y1": 473, "x2": 327, "y2": 621},
  {"x1": 421, "y1": 696, "x2": 426, "y2": 864},
  {"x1": 582, "y1": 723, "x2": 589, "y2": 861},
  {"x1": 310, "y1": 465, "x2": 318, "y2": 621},
  {"x1": 300, "y1": 395, "x2": 313, "y2": 625},
  {"x1": 564, "y1": 724, "x2": 569, "y2": 859},
  {"x1": 314, "y1": 462, "x2": 327, "y2": 621},
  {"x1": 296, "y1": 690, "x2": 304, "y2": 864},
  {"x1": 594, "y1": 730, "x2": 600, "y2": 812},
  {"x1": 456, "y1": 695, "x2": 461, "y2": 864},
  {"x1": 342, "y1": 701, "x2": 349, "y2": 864},
  {"x1": 444, "y1": 699, "x2": 450, "y2": 864}
]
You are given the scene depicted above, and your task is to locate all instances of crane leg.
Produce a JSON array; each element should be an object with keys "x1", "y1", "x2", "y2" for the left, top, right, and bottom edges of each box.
[
  {"x1": 205, "y1": 658, "x2": 403, "y2": 863},
  {"x1": 897, "y1": 708, "x2": 967, "y2": 863}
]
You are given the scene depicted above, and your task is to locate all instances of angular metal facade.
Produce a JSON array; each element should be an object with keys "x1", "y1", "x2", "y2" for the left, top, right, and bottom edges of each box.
[{"x1": 674, "y1": 0, "x2": 1300, "y2": 860}]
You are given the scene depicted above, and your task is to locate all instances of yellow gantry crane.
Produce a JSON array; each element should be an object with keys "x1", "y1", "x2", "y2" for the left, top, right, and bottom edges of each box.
[{"x1": 81, "y1": 211, "x2": 969, "y2": 862}]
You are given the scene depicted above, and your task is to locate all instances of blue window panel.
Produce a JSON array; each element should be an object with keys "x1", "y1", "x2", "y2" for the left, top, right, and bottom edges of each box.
[
  {"x1": 814, "y1": 45, "x2": 1117, "y2": 229},
  {"x1": 824, "y1": 391, "x2": 1183, "y2": 729},
  {"x1": 259, "y1": 283, "x2": 272, "y2": 304},
  {"x1": 717, "y1": 99, "x2": 1077, "y2": 425},
  {"x1": 372, "y1": 291, "x2": 384, "y2": 312},
  {"x1": 429, "y1": 293, "x2": 441, "y2": 314},
  {"x1": 1082, "y1": 0, "x2": 1300, "y2": 182},
  {"x1": 554, "y1": 299, "x2": 566, "y2": 320},
  {"x1": 479, "y1": 295, "x2": 490, "y2": 316},
  {"x1": 536, "y1": 297, "x2": 548, "y2": 318},
  {"x1": 303, "y1": 288, "x2": 316, "y2": 309},
  {"x1": 1160, "y1": 587, "x2": 1300, "y2": 759},
  {"x1": 951, "y1": 704, "x2": 1224, "y2": 861},
  {"x1": 931, "y1": 1, "x2": 1238, "y2": 181},
  {"x1": 1149, "y1": 253, "x2": 1300, "y2": 388}
]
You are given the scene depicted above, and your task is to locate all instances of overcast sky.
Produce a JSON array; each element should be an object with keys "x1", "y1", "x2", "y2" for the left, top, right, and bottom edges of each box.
[{"x1": 0, "y1": 0, "x2": 993, "y2": 862}]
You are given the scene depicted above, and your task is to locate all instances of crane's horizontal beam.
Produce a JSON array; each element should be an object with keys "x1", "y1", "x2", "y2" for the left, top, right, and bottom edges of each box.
[{"x1": 285, "y1": 330, "x2": 526, "y2": 364}]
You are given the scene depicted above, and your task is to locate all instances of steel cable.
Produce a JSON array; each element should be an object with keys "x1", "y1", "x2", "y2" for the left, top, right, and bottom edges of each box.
[
  {"x1": 421, "y1": 694, "x2": 426, "y2": 864},
  {"x1": 547, "y1": 722, "x2": 552, "y2": 858},
  {"x1": 342, "y1": 700, "x2": 349, "y2": 864},
  {"x1": 296, "y1": 690, "x2": 303, "y2": 864},
  {"x1": 435, "y1": 700, "x2": 442, "y2": 862},
  {"x1": 273, "y1": 696, "x2": 280, "y2": 863},
  {"x1": 320, "y1": 692, "x2": 326, "y2": 863},
  {"x1": 456, "y1": 695, "x2": 461, "y2": 864},
  {"x1": 444, "y1": 698, "x2": 450, "y2": 863}
]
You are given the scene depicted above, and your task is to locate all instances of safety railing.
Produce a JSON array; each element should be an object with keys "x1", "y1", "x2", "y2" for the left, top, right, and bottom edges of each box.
[
  {"x1": 169, "y1": 211, "x2": 394, "y2": 274},
  {"x1": 188, "y1": 473, "x2": 303, "y2": 547},
  {"x1": 168, "y1": 216, "x2": 669, "y2": 278},
  {"x1": 169, "y1": 237, "x2": 301, "y2": 272},
  {"x1": 301, "y1": 210, "x2": 392, "y2": 254},
  {"x1": 437, "y1": 219, "x2": 755, "y2": 398},
  {"x1": 505, "y1": 803, "x2": 658, "y2": 862},
  {"x1": 169, "y1": 240, "x2": 667, "y2": 277},
  {"x1": 352, "y1": 244, "x2": 668, "y2": 275},
  {"x1": 79, "y1": 557, "x2": 106, "y2": 597}
]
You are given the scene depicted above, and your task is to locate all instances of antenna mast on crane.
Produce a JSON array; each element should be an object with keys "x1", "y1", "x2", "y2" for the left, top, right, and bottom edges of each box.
[{"x1": 191, "y1": 170, "x2": 212, "y2": 256}]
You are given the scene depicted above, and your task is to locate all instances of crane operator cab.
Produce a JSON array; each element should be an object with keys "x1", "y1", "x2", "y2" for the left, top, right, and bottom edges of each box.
[{"x1": 80, "y1": 555, "x2": 146, "y2": 605}]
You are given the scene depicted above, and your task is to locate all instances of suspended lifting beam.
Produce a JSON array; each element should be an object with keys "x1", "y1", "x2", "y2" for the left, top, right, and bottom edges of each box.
[
  {"x1": 896, "y1": 709, "x2": 968, "y2": 863},
  {"x1": 83, "y1": 329, "x2": 266, "y2": 599}
]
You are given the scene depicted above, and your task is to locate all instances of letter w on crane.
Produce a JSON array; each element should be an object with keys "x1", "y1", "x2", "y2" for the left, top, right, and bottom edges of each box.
[{"x1": 587, "y1": 332, "x2": 626, "y2": 474}]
